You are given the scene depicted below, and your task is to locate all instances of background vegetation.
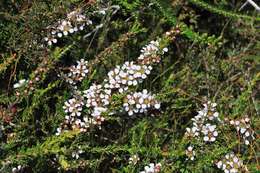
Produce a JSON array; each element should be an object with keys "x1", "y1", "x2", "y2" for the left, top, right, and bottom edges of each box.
[{"x1": 0, "y1": 0, "x2": 259, "y2": 172}]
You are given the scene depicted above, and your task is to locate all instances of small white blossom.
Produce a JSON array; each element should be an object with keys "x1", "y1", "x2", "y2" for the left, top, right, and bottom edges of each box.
[
  {"x1": 55, "y1": 127, "x2": 62, "y2": 136},
  {"x1": 105, "y1": 61, "x2": 152, "y2": 92},
  {"x1": 13, "y1": 79, "x2": 28, "y2": 89},
  {"x1": 56, "y1": 114, "x2": 95, "y2": 135},
  {"x1": 185, "y1": 100, "x2": 221, "y2": 142},
  {"x1": 138, "y1": 40, "x2": 162, "y2": 65},
  {"x1": 186, "y1": 146, "x2": 196, "y2": 160},
  {"x1": 83, "y1": 84, "x2": 111, "y2": 117},
  {"x1": 216, "y1": 153, "x2": 248, "y2": 173},
  {"x1": 198, "y1": 101, "x2": 220, "y2": 121},
  {"x1": 91, "y1": 115, "x2": 105, "y2": 126},
  {"x1": 162, "y1": 47, "x2": 168, "y2": 53},
  {"x1": 44, "y1": 9, "x2": 92, "y2": 46},
  {"x1": 228, "y1": 117, "x2": 255, "y2": 145},
  {"x1": 44, "y1": 36, "x2": 57, "y2": 46},
  {"x1": 123, "y1": 89, "x2": 160, "y2": 116},
  {"x1": 72, "y1": 147, "x2": 84, "y2": 160},
  {"x1": 128, "y1": 154, "x2": 140, "y2": 165},
  {"x1": 185, "y1": 127, "x2": 199, "y2": 138},
  {"x1": 63, "y1": 97, "x2": 84, "y2": 117},
  {"x1": 99, "y1": 10, "x2": 106, "y2": 15},
  {"x1": 12, "y1": 165, "x2": 22, "y2": 173},
  {"x1": 202, "y1": 123, "x2": 218, "y2": 142},
  {"x1": 140, "y1": 163, "x2": 162, "y2": 173},
  {"x1": 66, "y1": 59, "x2": 89, "y2": 85}
]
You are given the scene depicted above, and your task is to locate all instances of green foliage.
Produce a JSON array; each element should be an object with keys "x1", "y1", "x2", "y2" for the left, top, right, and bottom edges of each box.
[
  {"x1": 188, "y1": 0, "x2": 260, "y2": 21},
  {"x1": 0, "y1": 0, "x2": 259, "y2": 172}
]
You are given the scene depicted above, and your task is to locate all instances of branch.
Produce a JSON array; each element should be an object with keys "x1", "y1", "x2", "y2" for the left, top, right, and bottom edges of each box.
[
  {"x1": 240, "y1": 0, "x2": 260, "y2": 12},
  {"x1": 239, "y1": 1, "x2": 248, "y2": 11},
  {"x1": 247, "y1": 0, "x2": 260, "y2": 12}
]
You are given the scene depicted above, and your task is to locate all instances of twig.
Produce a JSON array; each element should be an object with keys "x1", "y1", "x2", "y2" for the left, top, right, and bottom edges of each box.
[
  {"x1": 240, "y1": 0, "x2": 260, "y2": 12},
  {"x1": 247, "y1": 0, "x2": 260, "y2": 12},
  {"x1": 239, "y1": 1, "x2": 248, "y2": 11}
]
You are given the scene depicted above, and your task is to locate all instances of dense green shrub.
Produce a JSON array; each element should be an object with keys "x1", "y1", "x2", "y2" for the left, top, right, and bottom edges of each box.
[{"x1": 0, "y1": 0, "x2": 259, "y2": 172}]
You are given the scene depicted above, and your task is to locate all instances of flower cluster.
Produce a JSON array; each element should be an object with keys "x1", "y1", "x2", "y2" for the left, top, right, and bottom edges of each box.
[
  {"x1": 165, "y1": 27, "x2": 181, "y2": 39},
  {"x1": 55, "y1": 127, "x2": 64, "y2": 136},
  {"x1": 185, "y1": 126, "x2": 199, "y2": 139},
  {"x1": 57, "y1": 115, "x2": 103, "y2": 135},
  {"x1": 65, "y1": 59, "x2": 89, "y2": 86},
  {"x1": 123, "y1": 89, "x2": 160, "y2": 116},
  {"x1": 216, "y1": 153, "x2": 248, "y2": 173},
  {"x1": 197, "y1": 101, "x2": 220, "y2": 121},
  {"x1": 63, "y1": 96, "x2": 84, "y2": 117},
  {"x1": 13, "y1": 79, "x2": 28, "y2": 89},
  {"x1": 44, "y1": 9, "x2": 92, "y2": 46},
  {"x1": 201, "y1": 123, "x2": 218, "y2": 142},
  {"x1": 104, "y1": 61, "x2": 152, "y2": 93},
  {"x1": 138, "y1": 40, "x2": 168, "y2": 65},
  {"x1": 57, "y1": 92, "x2": 105, "y2": 134},
  {"x1": 184, "y1": 101, "x2": 220, "y2": 161},
  {"x1": 83, "y1": 84, "x2": 111, "y2": 118},
  {"x1": 186, "y1": 146, "x2": 196, "y2": 161},
  {"x1": 128, "y1": 154, "x2": 140, "y2": 165},
  {"x1": 70, "y1": 114, "x2": 94, "y2": 131},
  {"x1": 14, "y1": 78, "x2": 36, "y2": 96},
  {"x1": 57, "y1": 86, "x2": 110, "y2": 135},
  {"x1": 12, "y1": 165, "x2": 23, "y2": 173},
  {"x1": 140, "y1": 163, "x2": 162, "y2": 173},
  {"x1": 76, "y1": 39, "x2": 165, "y2": 120},
  {"x1": 228, "y1": 117, "x2": 255, "y2": 145},
  {"x1": 185, "y1": 101, "x2": 220, "y2": 142},
  {"x1": 72, "y1": 147, "x2": 84, "y2": 160},
  {"x1": 57, "y1": 37, "x2": 167, "y2": 135}
]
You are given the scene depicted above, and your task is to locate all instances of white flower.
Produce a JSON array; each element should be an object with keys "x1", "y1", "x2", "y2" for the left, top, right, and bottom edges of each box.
[
  {"x1": 63, "y1": 30, "x2": 68, "y2": 36},
  {"x1": 69, "y1": 28, "x2": 74, "y2": 33},
  {"x1": 44, "y1": 35, "x2": 59, "y2": 46},
  {"x1": 52, "y1": 38, "x2": 57, "y2": 43},
  {"x1": 217, "y1": 161, "x2": 223, "y2": 168},
  {"x1": 44, "y1": 9, "x2": 92, "y2": 46},
  {"x1": 92, "y1": 107, "x2": 107, "y2": 117},
  {"x1": 154, "y1": 103, "x2": 160, "y2": 109},
  {"x1": 79, "y1": 25, "x2": 84, "y2": 30},
  {"x1": 229, "y1": 117, "x2": 255, "y2": 145},
  {"x1": 83, "y1": 84, "x2": 111, "y2": 118},
  {"x1": 99, "y1": 10, "x2": 106, "y2": 15},
  {"x1": 66, "y1": 59, "x2": 89, "y2": 85},
  {"x1": 140, "y1": 163, "x2": 161, "y2": 173},
  {"x1": 123, "y1": 90, "x2": 160, "y2": 116},
  {"x1": 200, "y1": 101, "x2": 220, "y2": 121},
  {"x1": 216, "y1": 153, "x2": 247, "y2": 173},
  {"x1": 73, "y1": 27, "x2": 78, "y2": 32},
  {"x1": 13, "y1": 79, "x2": 28, "y2": 89},
  {"x1": 186, "y1": 146, "x2": 196, "y2": 160},
  {"x1": 57, "y1": 33, "x2": 62, "y2": 37},
  {"x1": 48, "y1": 41, "x2": 52, "y2": 45},
  {"x1": 185, "y1": 100, "x2": 221, "y2": 145},
  {"x1": 185, "y1": 127, "x2": 199, "y2": 138},
  {"x1": 128, "y1": 154, "x2": 140, "y2": 165},
  {"x1": 202, "y1": 123, "x2": 218, "y2": 142},
  {"x1": 12, "y1": 168, "x2": 17, "y2": 173},
  {"x1": 163, "y1": 47, "x2": 168, "y2": 53},
  {"x1": 12, "y1": 165, "x2": 22, "y2": 173},
  {"x1": 55, "y1": 127, "x2": 62, "y2": 136},
  {"x1": 105, "y1": 61, "x2": 152, "y2": 92},
  {"x1": 72, "y1": 148, "x2": 84, "y2": 160},
  {"x1": 138, "y1": 40, "x2": 163, "y2": 65},
  {"x1": 63, "y1": 97, "x2": 84, "y2": 117}
]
